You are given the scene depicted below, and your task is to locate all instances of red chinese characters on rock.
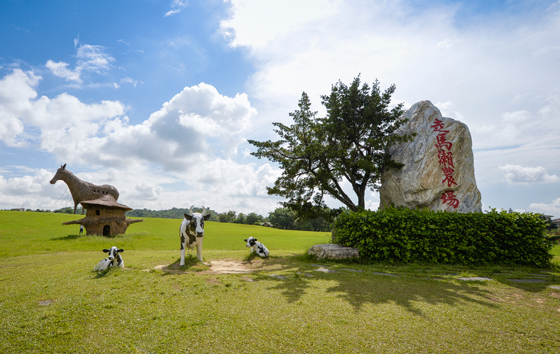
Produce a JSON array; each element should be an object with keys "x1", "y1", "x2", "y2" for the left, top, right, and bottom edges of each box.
[
  {"x1": 431, "y1": 118, "x2": 460, "y2": 209},
  {"x1": 440, "y1": 190, "x2": 460, "y2": 209}
]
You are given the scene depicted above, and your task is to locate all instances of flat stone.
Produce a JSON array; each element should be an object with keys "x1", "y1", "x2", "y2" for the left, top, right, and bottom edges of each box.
[
  {"x1": 269, "y1": 274, "x2": 287, "y2": 279},
  {"x1": 339, "y1": 268, "x2": 363, "y2": 272},
  {"x1": 372, "y1": 272, "x2": 399, "y2": 277},
  {"x1": 38, "y1": 300, "x2": 55, "y2": 306},
  {"x1": 308, "y1": 244, "x2": 359, "y2": 260},
  {"x1": 548, "y1": 285, "x2": 560, "y2": 290},
  {"x1": 458, "y1": 277, "x2": 493, "y2": 281},
  {"x1": 507, "y1": 279, "x2": 546, "y2": 283},
  {"x1": 314, "y1": 267, "x2": 337, "y2": 273}
]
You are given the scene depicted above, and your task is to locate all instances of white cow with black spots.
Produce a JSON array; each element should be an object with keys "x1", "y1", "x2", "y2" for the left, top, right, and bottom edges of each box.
[
  {"x1": 244, "y1": 237, "x2": 269, "y2": 258},
  {"x1": 93, "y1": 246, "x2": 124, "y2": 271},
  {"x1": 180, "y1": 206, "x2": 211, "y2": 265}
]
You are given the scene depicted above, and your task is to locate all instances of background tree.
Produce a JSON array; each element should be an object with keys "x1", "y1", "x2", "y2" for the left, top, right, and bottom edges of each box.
[
  {"x1": 218, "y1": 210, "x2": 237, "y2": 223},
  {"x1": 245, "y1": 212, "x2": 263, "y2": 225},
  {"x1": 267, "y1": 207, "x2": 331, "y2": 231},
  {"x1": 233, "y1": 213, "x2": 246, "y2": 224},
  {"x1": 267, "y1": 208, "x2": 296, "y2": 229},
  {"x1": 249, "y1": 75, "x2": 414, "y2": 220}
]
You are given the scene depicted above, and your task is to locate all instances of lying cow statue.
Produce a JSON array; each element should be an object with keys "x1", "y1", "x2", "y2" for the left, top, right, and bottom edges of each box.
[
  {"x1": 93, "y1": 246, "x2": 124, "y2": 272},
  {"x1": 244, "y1": 237, "x2": 269, "y2": 258},
  {"x1": 180, "y1": 206, "x2": 211, "y2": 265}
]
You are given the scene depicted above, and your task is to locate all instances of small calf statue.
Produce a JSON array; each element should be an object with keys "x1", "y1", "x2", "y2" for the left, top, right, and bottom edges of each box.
[
  {"x1": 244, "y1": 237, "x2": 269, "y2": 258},
  {"x1": 93, "y1": 246, "x2": 124, "y2": 272}
]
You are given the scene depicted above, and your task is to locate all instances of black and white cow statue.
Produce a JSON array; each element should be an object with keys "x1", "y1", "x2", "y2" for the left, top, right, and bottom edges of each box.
[
  {"x1": 180, "y1": 206, "x2": 211, "y2": 265},
  {"x1": 93, "y1": 246, "x2": 124, "y2": 272},
  {"x1": 244, "y1": 237, "x2": 269, "y2": 258}
]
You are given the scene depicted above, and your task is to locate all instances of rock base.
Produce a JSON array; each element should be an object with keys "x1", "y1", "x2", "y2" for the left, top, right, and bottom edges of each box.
[{"x1": 308, "y1": 244, "x2": 359, "y2": 260}]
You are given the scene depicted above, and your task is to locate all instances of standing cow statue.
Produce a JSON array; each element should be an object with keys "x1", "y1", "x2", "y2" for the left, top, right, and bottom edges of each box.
[
  {"x1": 50, "y1": 163, "x2": 119, "y2": 214},
  {"x1": 180, "y1": 206, "x2": 211, "y2": 265}
]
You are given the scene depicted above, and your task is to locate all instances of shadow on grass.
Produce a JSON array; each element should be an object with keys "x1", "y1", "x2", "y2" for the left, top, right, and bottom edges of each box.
[
  {"x1": 248, "y1": 254, "x2": 507, "y2": 316},
  {"x1": 50, "y1": 234, "x2": 82, "y2": 241},
  {"x1": 50, "y1": 234, "x2": 125, "y2": 241},
  {"x1": 94, "y1": 270, "x2": 111, "y2": 278},
  {"x1": 158, "y1": 255, "x2": 209, "y2": 275},
  {"x1": 243, "y1": 252, "x2": 260, "y2": 261}
]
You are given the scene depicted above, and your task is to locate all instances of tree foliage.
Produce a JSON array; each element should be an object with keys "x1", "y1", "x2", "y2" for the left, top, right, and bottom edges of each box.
[
  {"x1": 249, "y1": 76, "x2": 414, "y2": 219},
  {"x1": 267, "y1": 208, "x2": 330, "y2": 231}
]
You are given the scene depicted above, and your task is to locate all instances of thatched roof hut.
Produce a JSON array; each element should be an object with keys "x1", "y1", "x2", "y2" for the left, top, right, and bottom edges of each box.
[{"x1": 62, "y1": 195, "x2": 143, "y2": 236}]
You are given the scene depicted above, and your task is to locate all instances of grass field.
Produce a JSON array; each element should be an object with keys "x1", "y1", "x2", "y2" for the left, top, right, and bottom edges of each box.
[{"x1": 1, "y1": 211, "x2": 560, "y2": 353}]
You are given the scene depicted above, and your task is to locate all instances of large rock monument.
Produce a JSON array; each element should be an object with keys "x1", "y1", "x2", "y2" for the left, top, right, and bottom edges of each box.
[{"x1": 379, "y1": 100, "x2": 482, "y2": 213}]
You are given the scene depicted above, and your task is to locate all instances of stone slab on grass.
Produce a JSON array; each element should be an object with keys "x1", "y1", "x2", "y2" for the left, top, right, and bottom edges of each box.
[
  {"x1": 458, "y1": 277, "x2": 493, "y2": 281},
  {"x1": 340, "y1": 268, "x2": 363, "y2": 272},
  {"x1": 507, "y1": 279, "x2": 547, "y2": 283},
  {"x1": 308, "y1": 244, "x2": 359, "y2": 260},
  {"x1": 314, "y1": 267, "x2": 338, "y2": 273},
  {"x1": 372, "y1": 272, "x2": 399, "y2": 277}
]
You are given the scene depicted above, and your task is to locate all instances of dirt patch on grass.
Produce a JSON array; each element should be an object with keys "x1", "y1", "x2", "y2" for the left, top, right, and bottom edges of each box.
[
  {"x1": 38, "y1": 300, "x2": 55, "y2": 306},
  {"x1": 206, "y1": 278, "x2": 221, "y2": 285},
  {"x1": 207, "y1": 260, "x2": 252, "y2": 274},
  {"x1": 150, "y1": 260, "x2": 254, "y2": 275}
]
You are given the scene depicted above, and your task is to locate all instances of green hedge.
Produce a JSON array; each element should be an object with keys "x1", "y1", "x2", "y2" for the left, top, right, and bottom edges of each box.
[{"x1": 333, "y1": 207, "x2": 553, "y2": 267}]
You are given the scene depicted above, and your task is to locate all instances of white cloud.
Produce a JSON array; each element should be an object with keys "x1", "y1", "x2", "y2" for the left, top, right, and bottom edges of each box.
[
  {"x1": 46, "y1": 44, "x2": 115, "y2": 82},
  {"x1": 0, "y1": 69, "x2": 41, "y2": 146},
  {"x1": 45, "y1": 60, "x2": 82, "y2": 82},
  {"x1": 0, "y1": 169, "x2": 72, "y2": 210},
  {"x1": 120, "y1": 77, "x2": 138, "y2": 87},
  {"x1": 529, "y1": 197, "x2": 560, "y2": 217},
  {"x1": 165, "y1": 0, "x2": 188, "y2": 17},
  {"x1": 0, "y1": 70, "x2": 256, "y2": 170},
  {"x1": 75, "y1": 44, "x2": 114, "y2": 74},
  {"x1": 502, "y1": 110, "x2": 531, "y2": 122},
  {"x1": 436, "y1": 39, "x2": 453, "y2": 49},
  {"x1": 435, "y1": 101, "x2": 465, "y2": 121},
  {"x1": 498, "y1": 164, "x2": 560, "y2": 184}
]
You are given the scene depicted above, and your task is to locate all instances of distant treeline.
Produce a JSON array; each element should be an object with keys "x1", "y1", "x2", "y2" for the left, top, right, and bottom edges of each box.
[{"x1": 125, "y1": 207, "x2": 331, "y2": 232}]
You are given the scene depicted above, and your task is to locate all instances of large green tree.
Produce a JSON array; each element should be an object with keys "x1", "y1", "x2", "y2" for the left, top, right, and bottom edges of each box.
[{"x1": 249, "y1": 76, "x2": 414, "y2": 220}]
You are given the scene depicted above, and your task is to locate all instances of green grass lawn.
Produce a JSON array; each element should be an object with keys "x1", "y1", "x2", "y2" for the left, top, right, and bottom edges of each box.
[{"x1": 1, "y1": 211, "x2": 560, "y2": 353}]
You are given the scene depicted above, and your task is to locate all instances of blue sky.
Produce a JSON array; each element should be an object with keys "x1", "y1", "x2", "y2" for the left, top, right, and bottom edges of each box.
[{"x1": 1, "y1": 0, "x2": 559, "y2": 217}]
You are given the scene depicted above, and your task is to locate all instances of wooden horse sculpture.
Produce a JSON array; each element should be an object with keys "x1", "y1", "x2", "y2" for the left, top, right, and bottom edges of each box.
[{"x1": 50, "y1": 164, "x2": 120, "y2": 214}]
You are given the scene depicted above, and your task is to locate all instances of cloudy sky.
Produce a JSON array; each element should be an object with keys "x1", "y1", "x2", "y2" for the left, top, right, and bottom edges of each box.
[{"x1": 1, "y1": 0, "x2": 559, "y2": 218}]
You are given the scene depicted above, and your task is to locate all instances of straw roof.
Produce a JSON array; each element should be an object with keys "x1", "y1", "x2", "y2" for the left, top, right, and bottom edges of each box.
[{"x1": 80, "y1": 194, "x2": 132, "y2": 211}]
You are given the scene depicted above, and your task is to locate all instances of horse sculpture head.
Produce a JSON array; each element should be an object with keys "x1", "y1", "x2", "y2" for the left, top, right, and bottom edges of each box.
[{"x1": 50, "y1": 163, "x2": 67, "y2": 184}]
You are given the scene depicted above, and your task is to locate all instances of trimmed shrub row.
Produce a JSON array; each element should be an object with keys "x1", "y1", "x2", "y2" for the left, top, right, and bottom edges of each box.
[{"x1": 333, "y1": 207, "x2": 553, "y2": 267}]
